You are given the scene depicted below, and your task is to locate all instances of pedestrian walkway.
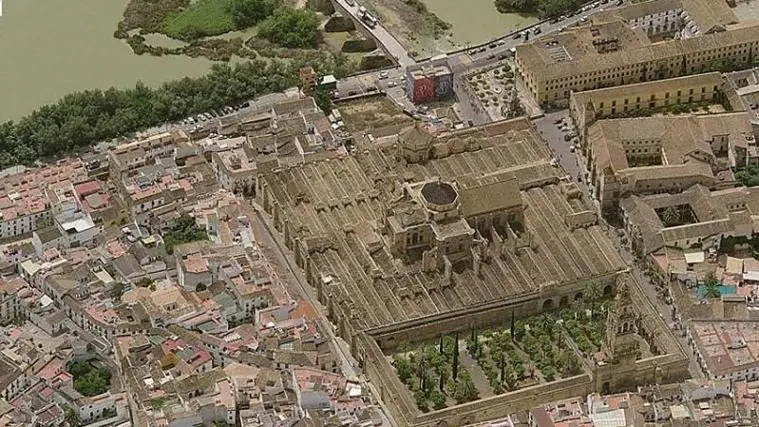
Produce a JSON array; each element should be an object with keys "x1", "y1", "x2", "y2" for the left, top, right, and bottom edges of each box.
[{"x1": 459, "y1": 346, "x2": 495, "y2": 399}]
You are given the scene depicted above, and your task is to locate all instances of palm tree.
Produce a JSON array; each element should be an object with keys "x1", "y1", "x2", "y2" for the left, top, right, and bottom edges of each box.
[
  {"x1": 703, "y1": 273, "x2": 721, "y2": 299},
  {"x1": 585, "y1": 282, "x2": 601, "y2": 304}
]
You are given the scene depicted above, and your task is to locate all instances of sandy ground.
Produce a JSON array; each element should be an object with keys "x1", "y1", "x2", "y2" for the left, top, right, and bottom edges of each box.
[
  {"x1": 362, "y1": 0, "x2": 457, "y2": 59},
  {"x1": 339, "y1": 97, "x2": 414, "y2": 134}
]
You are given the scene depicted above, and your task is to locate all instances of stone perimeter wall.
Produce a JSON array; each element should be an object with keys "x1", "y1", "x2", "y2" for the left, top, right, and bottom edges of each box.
[{"x1": 353, "y1": 273, "x2": 690, "y2": 427}]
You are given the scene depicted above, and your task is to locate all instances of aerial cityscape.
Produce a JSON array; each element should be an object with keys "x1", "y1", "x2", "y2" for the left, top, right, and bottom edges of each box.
[{"x1": 4, "y1": 0, "x2": 759, "y2": 425}]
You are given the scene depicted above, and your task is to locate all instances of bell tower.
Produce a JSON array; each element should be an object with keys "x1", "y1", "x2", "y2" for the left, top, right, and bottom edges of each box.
[{"x1": 605, "y1": 278, "x2": 640, "y2": 364}]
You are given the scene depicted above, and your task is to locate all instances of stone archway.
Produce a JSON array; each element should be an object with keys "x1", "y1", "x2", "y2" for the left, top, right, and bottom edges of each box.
[
  {"x1": 575, "y1": 292, "x2": 583, "y2": 301},
  {"x1": 543, "y1": 299, "x2": 554, "y2": 310},
  {"x1": 602, "y1": 381, "x2": 611, "y2": 395},
  {"x1": 604, "y1": 285, "x2": 613, "y2": 296}
]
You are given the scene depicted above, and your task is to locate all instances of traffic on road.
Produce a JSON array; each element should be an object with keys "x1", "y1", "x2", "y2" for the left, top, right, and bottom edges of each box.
[{"x1": 465, "y1": 0, "x2": 630, "y2": 66}]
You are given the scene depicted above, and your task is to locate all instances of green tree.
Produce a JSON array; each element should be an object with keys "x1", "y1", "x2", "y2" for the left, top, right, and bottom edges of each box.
[
  {"x1": 109, "y1": 282, "x2": 126, "y2": 302},
  {"x1": 230, "y1": 0, "x2": 279, "y2": 29},
  {"x1": 393, "y1": 355, "x2": 413, "y2": 383},
  {"x1": 257, "y1": 7, "x2": 320, "y2": 48},
  {"x1": 660, "y1": 206, "x2": 682, "y2": 227},
  {"x1": 196, "y1": 283, "x2": 208, "y2": 292},
  {"x1": 430, "y1": 389, "x2": 446, "y2": 410},
  {"x1": 736, "y1": 165, "x2": 759, "y2": 187},
  {"x1": 313, "y1": 86, "x2": 333, "y2": 115},
  {"x1": 65, "y1": 406, "x2": 82, "y2": 427},
  {"x1": 164, "y1": 215, "x2": 208, "y2": 254},
  {"x1": 453, "y1": 373, "x2": 479, "y2": 404},
  {"x1": 414, "y1": 386, "x2": 428, "y2": 412},
  {"x1": 559, "y1": 350, "x2": 581, "y2": 377},
  {"x1": 69, "y1": 362, "x2": 112, "y2": 396},
  {"x1": 452, "y1": 333, "x2": 459, "y2": 380},
  {"x1": 703, "y1": 273, "x2": 721, "y2": 299}
]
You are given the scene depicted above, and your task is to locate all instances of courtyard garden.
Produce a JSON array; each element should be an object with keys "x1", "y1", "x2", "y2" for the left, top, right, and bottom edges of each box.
[
  {"x1": 392, "y1": 334, "x2": 479, "y2": 412},
  {"x1": 390, "y1": 286, "x2": 610, "y2": 408},
  {"x1": 467, "y1": 63, "x2": 524, "y2": 120}
]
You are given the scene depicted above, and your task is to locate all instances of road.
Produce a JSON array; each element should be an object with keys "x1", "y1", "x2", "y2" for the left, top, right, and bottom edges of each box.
[
  {"x1": 534, "y1": 110, "x2": 587, "y2": 189},
  {"x1": 333, "y1": 0, "x2": 416, "y2": 68},
  {"x1": 537, "y1": 108, "x2": 704, "y2": 379}
]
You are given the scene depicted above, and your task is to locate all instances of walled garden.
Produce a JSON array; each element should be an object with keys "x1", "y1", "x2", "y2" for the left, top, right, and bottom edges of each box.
[{"x1": 390, "y1": 288, "x2": 610, "y2": 410}]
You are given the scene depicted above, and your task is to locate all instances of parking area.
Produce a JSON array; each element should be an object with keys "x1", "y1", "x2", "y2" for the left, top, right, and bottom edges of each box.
[
  {"x1": 533, "y1": 110, "x2": 592, "y2": 199},
  {"x1": 336, "y1": 68, "x2": 405, "y2": 99}
]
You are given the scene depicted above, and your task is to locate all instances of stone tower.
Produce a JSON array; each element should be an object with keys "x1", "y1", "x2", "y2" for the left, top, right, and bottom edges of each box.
[{"x1": 605, "y1": 278, "x2": 640, "y2": 364}]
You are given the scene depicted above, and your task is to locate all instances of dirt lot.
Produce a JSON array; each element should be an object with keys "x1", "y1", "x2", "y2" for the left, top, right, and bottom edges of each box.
[
  {"x1": 338, "y1": 96, "x2": 414, "y2": 136},
  {"x1": 363, "y1": 0, "x2": 457, "y2": 59}
]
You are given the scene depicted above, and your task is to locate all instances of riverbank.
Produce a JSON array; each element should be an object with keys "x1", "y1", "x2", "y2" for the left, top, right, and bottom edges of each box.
[
  {"x1": 0, "y1": 0, "x2": 217, "y2": 120},
  {"x1": 424, "y1": 0, "x2": 538, "y2": 46},
  {"x1": 362, "y1": 0, "x2": 537, "y2": 58}
]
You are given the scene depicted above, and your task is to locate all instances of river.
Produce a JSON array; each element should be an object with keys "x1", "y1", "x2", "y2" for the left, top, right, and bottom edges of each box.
[
  {"x1": 0, "y1": 0, "x2": 219, "y2": 121},
  {"x1": 422, "y1": 0, "x2": 538, "y2": 46}
]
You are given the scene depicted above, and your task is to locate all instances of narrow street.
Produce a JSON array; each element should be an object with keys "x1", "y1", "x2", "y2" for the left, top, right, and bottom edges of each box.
[
  {"x1": 603, "y1": 222, "x2": 705, "y2": 379},
  {"x1": 535, "y1": 109, "x2": 704, "y2": 379},
  {"x1": 250, "y1": 202, "x2": 398, "y2": 427}
]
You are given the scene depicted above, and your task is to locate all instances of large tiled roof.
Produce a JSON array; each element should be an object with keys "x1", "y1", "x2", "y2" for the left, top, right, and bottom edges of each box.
[
  {"x1": 518, "y1": 16, "x2": 759, "y2": 82},
  {"x1": 263, "y1": 119, "x2": 626, "y2": 331}
]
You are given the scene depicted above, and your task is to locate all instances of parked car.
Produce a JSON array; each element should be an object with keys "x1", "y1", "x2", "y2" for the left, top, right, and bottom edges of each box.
[
  {"x1": 489, "y1": 43, "x2": 497, "y2": 49},
  {"x1": 553, "y1": 118, "x2": 563, "y2": 124},
  {"x1": 533, "y1": 26, "x2": 542, "y2": 35},
  {"x1": 378, "y1": 70, "x2": 389, "y2": 79},
  {"x1": 513, "y1": 32, "x2": 522, "y2": 39},
  {"x1": 346, "y1": 0, "x2": 355, "y2": 5},
  {"x1": 487, "y1": 55, "x2": 496, "y2": 60}
]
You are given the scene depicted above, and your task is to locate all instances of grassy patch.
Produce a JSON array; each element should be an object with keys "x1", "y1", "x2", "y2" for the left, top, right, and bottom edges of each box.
[{"x1": 164, "y1": 0, "x2": 236, "y2": 40}]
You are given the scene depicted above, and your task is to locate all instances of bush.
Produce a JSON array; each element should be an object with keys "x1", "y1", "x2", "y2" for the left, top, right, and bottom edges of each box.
[
  {"x1": 69, "y1": 362, "x2": 111, "y2": 397},
  {"x1": 257, "y1": 8, "x2": 320, "y2": 48},
  {"x1": 495, "y1": 0, "x2": 584, "y2": 18},
  {"x1": 230, "y1": 0, "x2": 280, "y2": 29},
  {"x1": 164, "y1": 215, "x2": 208, "y2": 254},
  {"x1": 736, "y1": 165, "x2": 759, "y2": 187},
  {"x1": 163, "y1": 0, "x2": 236, "y2": 40}
]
